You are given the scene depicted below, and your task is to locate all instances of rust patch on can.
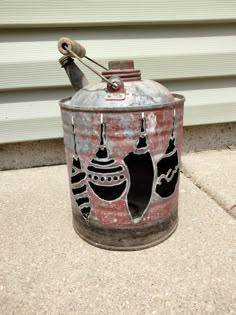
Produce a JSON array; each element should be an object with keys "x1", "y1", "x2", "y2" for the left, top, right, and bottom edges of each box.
[
  {"x1": 61, "y1": 100, "x2": 184, "y2": 250},
  {"x1": 58, "y1": 57, "x2": 185, "y2": 250}
]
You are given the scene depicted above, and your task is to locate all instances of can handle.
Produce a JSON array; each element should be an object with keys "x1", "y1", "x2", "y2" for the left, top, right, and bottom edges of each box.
[
  {"x1": 58, "y1": 37, "x2": 86, "y2": 58},
  {"x1": 57, "y1": 37, "x2": 123, "y2": 91}
]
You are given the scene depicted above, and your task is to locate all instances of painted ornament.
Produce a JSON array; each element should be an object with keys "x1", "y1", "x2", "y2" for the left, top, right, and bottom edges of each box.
[
  {"x1": 70, "y1": 117, "x2": 91, "y2": 221},
  {"x1": 87, "y1": 116, "x2": 127, "y2": 201},
  {"x1": 155, "y1": 111, "x2": 179, "y2": 198},
  {"x1": 124, "y1": 113, "x2": 154, "y2": 222}
]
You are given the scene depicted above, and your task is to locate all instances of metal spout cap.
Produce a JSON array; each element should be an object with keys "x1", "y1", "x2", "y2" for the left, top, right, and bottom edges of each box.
[
  {"x1": 102, "y1": 59, "x2": 141, "y2": 82},
  {"x1": 108, "y1": 60, "x2": 134, "y2": 70}
]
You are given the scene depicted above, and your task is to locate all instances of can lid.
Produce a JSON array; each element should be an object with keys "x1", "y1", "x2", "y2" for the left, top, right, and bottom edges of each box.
[
  {"x1": 108, "y1": 60, "x2": 134, "y2": 70},
  {"x1": 102, "y1": 59, "x2": 141, "y2": 82}
]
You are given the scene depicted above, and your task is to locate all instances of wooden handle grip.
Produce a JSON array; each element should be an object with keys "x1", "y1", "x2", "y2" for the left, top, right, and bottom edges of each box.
[{"x1": 58, "y1": 37, "x2": 86, "y2": 58}]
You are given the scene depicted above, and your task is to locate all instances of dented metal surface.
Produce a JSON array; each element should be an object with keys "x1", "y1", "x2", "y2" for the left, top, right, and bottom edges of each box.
[
  {"x1": 64, "y1": 80, "x2": 179, "y2": 110},
  {"x1": 59, "y1": 56, "x2": 185, "y2": 250}
]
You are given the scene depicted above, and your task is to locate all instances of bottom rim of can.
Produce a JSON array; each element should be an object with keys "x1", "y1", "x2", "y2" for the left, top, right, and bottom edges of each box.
[{"x1": 72, "y1": 214, "x2": 178, "y2": 251}]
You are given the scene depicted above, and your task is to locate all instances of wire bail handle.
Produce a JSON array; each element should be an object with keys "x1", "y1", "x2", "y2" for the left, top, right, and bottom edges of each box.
[{"x1": 58, "y1": 37, "x2": 123, "y2": 91}]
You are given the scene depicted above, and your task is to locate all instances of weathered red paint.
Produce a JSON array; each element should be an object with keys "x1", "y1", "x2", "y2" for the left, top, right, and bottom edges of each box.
[{"x1": 59, "y1": 59, "x2": 185, "y2": 250}]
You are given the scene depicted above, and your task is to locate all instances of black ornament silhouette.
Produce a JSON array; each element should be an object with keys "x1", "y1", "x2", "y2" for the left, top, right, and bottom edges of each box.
[
  {"x1": 124, "y1": 115, "x2": 154, "y2": 222},
  {"x1": 71, "y1": 110, "x2": 179, "y2": 224},
  {"x1": 88, "y1": 122, "x2": 127, "y2": 201},
  {"x1": 155, "y1": 113, "x2": 179, "y2": 198},
  {"x1": 70, "y1": 117, "x2": 91, "y2": 222}
]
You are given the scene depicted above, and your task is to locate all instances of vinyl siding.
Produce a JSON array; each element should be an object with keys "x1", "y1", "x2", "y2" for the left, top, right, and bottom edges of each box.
[{"x1": 0, "y1": 1, "x2": 236, "y2": 143}]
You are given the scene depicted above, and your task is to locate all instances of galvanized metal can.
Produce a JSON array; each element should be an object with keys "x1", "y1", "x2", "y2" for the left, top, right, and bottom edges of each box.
[{"x1": 59, "y1": 59, "x2": 185, "y2": 250}]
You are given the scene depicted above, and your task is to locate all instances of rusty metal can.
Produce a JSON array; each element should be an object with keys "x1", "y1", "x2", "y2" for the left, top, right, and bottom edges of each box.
[{"x1": 59, "y1": 59, "x2": 185, "y2": 250}]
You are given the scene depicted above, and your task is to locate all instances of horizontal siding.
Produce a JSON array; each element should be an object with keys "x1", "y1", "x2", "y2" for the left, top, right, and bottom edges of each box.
[
  {"x1": 1, "y1": 0, "x2": 236, "y2": 27},
  {"x1": 0, "y1": 3, "x2": 236, "y2": 144},
  {"x1": 1, "y1": 35, "x2": 236, "y2": 90}
]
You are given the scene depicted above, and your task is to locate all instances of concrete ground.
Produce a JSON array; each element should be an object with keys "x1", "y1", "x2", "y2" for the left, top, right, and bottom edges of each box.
[
  {"x1": 182, "y1": 150, "x2": 236, "y2": 219},
  {"x1": 0, "y1": 150, "x2": 235, "y2": 315}
]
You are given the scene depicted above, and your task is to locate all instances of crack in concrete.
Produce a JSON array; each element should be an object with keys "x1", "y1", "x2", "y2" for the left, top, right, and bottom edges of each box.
[{"x1": 180, "y1": 168, "x2": 236, "y2": 220}]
